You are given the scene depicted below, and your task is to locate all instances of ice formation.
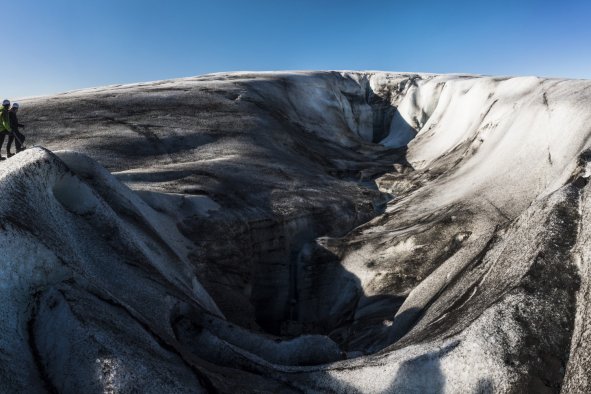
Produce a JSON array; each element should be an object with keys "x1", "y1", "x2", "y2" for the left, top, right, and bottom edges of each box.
[{"x1": 2, "y1": 71, "x2": 591, "y2": 392}]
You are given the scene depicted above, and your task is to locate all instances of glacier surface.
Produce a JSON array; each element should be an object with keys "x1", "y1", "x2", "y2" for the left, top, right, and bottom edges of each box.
[{"x1": 3, "y1": 71, "x2": 591, "y2": 392}]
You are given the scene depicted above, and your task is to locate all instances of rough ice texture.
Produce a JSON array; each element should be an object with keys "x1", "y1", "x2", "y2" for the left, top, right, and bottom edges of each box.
[{"x1": 2, "y1": 71, "x2": 591, "y2": 392}]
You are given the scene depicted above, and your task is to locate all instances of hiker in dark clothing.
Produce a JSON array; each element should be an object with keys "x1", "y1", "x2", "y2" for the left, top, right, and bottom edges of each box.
[
  {"x1": 0, "y1": 99, "x2": 11, "y2": 160},
  {"x1": 7, "y1": 103, "x2": 25, "y2": 157}
]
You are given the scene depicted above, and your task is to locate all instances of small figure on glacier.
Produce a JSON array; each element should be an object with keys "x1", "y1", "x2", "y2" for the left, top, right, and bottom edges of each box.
[
  {"x1": 0, "y1": 99, "x2": 11, "y2": 160},
  {"x1": 7, "y1": 103, "x2": 26, "y2": 157}
]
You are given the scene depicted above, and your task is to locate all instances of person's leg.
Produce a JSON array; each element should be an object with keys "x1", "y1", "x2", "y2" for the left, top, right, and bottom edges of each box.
[
  {"x1": 6, "y1": 134, "x2": 14, "y2": 156},
  {"x1": 16, "y1": 130, "x2": 25, "y2": 151},
  {"x1": 0, "y1": 133, "x2": 6, "y2": 159}
]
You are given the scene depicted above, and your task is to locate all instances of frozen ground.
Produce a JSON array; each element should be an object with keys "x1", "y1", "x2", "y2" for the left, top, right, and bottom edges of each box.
[{"x1": 2, "y1": 71, "x2": 591, "y2": 392}]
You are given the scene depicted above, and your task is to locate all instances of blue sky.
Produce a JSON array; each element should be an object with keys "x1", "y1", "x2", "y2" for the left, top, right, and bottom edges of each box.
[{"x1": 3, "y1": 0, "x2": 590, "y2": 99}]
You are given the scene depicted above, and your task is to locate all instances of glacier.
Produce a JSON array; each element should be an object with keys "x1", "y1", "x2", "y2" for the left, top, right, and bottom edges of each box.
[{"x1": 2, "y1": 71, "x2": 591, "y2": 392}]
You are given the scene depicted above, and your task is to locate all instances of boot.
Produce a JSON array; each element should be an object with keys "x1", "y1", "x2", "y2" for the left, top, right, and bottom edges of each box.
[{"x1": 7, "y1": 152, "x2": 13, "y2": 158}]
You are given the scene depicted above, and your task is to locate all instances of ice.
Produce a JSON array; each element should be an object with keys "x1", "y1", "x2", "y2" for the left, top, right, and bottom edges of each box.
[{"x1": 2, "y1": 71, "x2": 591, "y2": 392}]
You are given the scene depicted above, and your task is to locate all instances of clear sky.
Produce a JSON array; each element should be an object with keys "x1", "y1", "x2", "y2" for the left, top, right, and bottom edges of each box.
[{"x1": 2, "y1": 0, "x2": 590, "y2": 99}]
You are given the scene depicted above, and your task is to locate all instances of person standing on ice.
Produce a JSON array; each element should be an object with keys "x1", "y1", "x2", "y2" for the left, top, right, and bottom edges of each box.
[
  {"x1": 7, "y1": 103, "x2": 25, "y2": 157},
  {"x1": 0, "y1": 99, "x2": 11, "y2": 160}
]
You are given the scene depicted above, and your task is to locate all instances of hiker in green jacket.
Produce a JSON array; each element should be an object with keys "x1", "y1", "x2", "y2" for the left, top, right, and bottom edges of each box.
[{"x1": 0, "y1": 99, "x2": 11, "y2": 160}]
